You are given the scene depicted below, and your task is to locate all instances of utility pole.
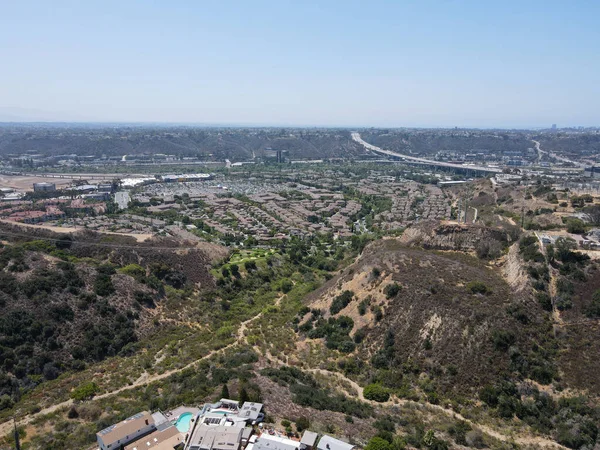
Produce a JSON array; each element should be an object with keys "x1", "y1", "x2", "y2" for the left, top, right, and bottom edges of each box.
[
  {"x1": 457, "y1": 199, "x2": 462, "y2": 222},
  {"x1": 521, "y1": 205, "x2": 525, "y2": 228},
  {"x1": 464, "y1": 199, "x2": 469, "y2": 224}
]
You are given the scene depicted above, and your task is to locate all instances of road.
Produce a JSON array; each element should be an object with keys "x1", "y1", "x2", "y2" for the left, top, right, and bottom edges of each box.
[
  {"x1": 531, "y1": 139, "x2": 584, "y2": 167},
  {"x1": 115, "y1": 191, "x2": 131, "y2": 210},
  {"x1": 351, "y1": 132, "x2": 502, "y2": 174}
]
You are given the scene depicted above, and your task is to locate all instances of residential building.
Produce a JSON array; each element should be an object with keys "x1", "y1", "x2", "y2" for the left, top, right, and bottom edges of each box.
[
  {"x1": 185, "y1": 424, "x2": 244, "y2": 450},
  {"x1": 253, "y1": 434, "x2": 300, "y2": 450},
  {"x1": 97, "y1": 411, "x2": 156, "y2": 450},
  {"x1": 124, "y1": 424, "x2": 184, "y2": 450},
  {"x1": 316, "y1": 436, "x2": 355, "y2": 450},
  {"x1": 300, "y1": 431, "x2": 318, "y2": 450},
  {"x1": 238, "y1": 402, "x2": 264, "y2": 423}
]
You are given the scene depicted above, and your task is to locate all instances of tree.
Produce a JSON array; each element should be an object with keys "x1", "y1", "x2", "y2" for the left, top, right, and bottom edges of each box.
[
  {"x1": 566, "y1": 218, "x2": 585, "y2": 234},
  {"x1": 238, "y1": 385, "x2": 249, "y2": 406},
  {"x1": 221, "y1": 383, "x2": 230, "y2": 399},
  {"x1": 584, "y1": 205, "x2": 600, "y2": 225},
  {"x1": 555, "y1": 237, "x2": 577, "y2": 262}
]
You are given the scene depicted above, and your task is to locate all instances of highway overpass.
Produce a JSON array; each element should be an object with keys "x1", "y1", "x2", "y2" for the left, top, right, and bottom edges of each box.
[{"x1": 352, "y1": 132, "x2": 502, "y2": 175}]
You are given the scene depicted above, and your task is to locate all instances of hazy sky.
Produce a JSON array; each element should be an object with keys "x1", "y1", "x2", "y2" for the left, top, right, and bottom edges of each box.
[{"x1": 1, "y1": 0, "x2": 599, "y2": 127}]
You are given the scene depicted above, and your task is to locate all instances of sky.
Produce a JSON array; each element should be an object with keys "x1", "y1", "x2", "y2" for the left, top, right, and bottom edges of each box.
[{"x1": 1, "y1": 0, "x2": 599, "y2": 128}]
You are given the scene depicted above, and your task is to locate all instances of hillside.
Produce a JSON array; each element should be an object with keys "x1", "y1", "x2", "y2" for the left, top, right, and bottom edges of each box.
[
  {"x1": 1, "y1": 224, "x2": 599, "y2": 450},
  {"x1": 299, "y1": 239, "x2": 554, "y2": 394},
  {"x1": 291, "y1": 235, "x2": 599, "y2": 449},
  {"x1": 0, "y1": 126, "x2": 366, "y2": 161},
  {"x1": 0, "y1": 225, "x2": 222, "y2": 412}
]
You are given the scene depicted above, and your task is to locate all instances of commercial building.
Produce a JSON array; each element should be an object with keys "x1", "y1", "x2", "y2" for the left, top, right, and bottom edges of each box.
[{"x1": 33, "y1": 182, "x2": 56, "y2": 192}]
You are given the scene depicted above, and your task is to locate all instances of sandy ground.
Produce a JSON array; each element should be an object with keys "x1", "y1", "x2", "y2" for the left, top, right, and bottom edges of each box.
[
  {"x1": 0, "y1": 172, "x2": 147, "y2": 192},
  {"x1": 0, "y1": 219, "x2": 154, "y2": 242},
  {"x1": 0, "y1": 174, "x2": 76, "y2": 191}
]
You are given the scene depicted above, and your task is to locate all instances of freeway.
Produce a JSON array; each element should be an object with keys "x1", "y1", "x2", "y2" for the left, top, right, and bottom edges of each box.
[
  {"x1": 531, "y1": 139, "x2": 585, "y2": 167},
  {"x1": 351, "y1": 132, "x2": 502, "y2": 174}
]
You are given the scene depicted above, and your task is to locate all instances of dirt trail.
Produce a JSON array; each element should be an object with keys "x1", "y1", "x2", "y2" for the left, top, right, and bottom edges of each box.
[{"x1": 306, "y1": 368, "x2": 567, "y2": 449}]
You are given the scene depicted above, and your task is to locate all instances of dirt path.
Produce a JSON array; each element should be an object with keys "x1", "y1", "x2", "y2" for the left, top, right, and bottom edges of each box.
[{"x1": 306, "y1": 368, "x2": 567, "y2": 449}]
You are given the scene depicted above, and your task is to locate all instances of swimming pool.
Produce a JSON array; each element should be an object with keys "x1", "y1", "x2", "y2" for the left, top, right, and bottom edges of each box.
[{"x1": 175, "y1": 412, "x2": 193, "y2": 433}]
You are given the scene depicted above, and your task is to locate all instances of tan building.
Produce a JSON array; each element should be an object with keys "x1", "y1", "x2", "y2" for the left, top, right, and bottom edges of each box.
[{"x1": 97, "y1": 411, "x2": 156, "y2": 450}]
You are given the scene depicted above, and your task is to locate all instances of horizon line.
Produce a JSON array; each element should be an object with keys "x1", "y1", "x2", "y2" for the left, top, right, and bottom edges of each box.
[{"x1": 0, "y1": 121, "x2": 598, "y2": 131}]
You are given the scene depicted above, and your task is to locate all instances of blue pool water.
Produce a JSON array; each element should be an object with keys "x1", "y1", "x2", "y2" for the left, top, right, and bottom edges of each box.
[{"x1": 175, "y1": 412, "x2": 193, "y2": 433}]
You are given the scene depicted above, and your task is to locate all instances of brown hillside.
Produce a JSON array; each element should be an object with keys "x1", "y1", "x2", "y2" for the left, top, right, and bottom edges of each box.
[{"x1": 302, "y1": 239, "x2": 554, "y2": 397}]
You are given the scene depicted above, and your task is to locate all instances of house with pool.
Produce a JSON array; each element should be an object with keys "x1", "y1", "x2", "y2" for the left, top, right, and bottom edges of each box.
[{"x1": 96, "y1": 399, "x2": 353, "y2": 450}]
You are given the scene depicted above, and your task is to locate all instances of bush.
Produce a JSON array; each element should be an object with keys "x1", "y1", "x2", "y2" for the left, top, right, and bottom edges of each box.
[
  {"x1": 566, "y1": 218, "x2": 585, "y2": 234},
  {"x1": 365, "y1": 437, "x2": 392, "y2": 450},
  {"x1": 358, "y1": 298, "x2": 370, "y2": 315},
  {"x1": 94, "y1": 273, "x2": 115, "y2": 297},
  {"x1": 586, "y1": 290, "x2": 600, "y2": 318},
  {"x1": 363, "y1": 384, "x2": 390, "y2": 402},
  {"x1": 467, "y1": 281, "x2": 488, "y2": 294},
  {"x1": 119, "y1": 263, "x2": 146, "y2": 278},
  {"x1": 492, "y1": 330, "x2": 516, "y2": 351},
  {"x1": 536, "y1": 292, "x2": 553, "y2": 311},
  {"x1": 353, "y1": 327, "x2": 367, "y2": 344},
  {"x1": 475, "y1": 239, "x2": 503, "y2": 260},
  {"x1": 449, "y1": 421, "x2": 471, "y2": 446},
  {"x1": 383, "y1": 283, "x2": 401, "y2": 299},
  {"x1": 71, "y1": 382, "x2": 99, "y2": 401},
  {"x1": 67, "y1": 406, "x2": 79, "y2": 419},
  {"x1": 279, "y1": 279, "x2": 293, "y2": 294},
  {"x1": 295, "y1": 416, "x2": 310, "y2": 432},
  {"x1": 330, "y1": 290, "x2": 354, "y2": 315}
]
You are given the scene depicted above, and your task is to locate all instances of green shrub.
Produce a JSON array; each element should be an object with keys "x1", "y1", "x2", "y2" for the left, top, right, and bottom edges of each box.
[
  {"x1": 119, "y1": 263, "x2": 146, "y2": 278},
  {"x1": 536, "y1": 292, "x2": 553, "y2": 311},
  {"x1": 363, "y1": 384, "x2": 390, "y2": 402},
  {"x1": 71, "y1": 382, "x2": 99, "y2": 401},
  {"x1": 365, "y1": 437, "x2": 391, "y2": 450},
  {"x1": 566, "y1": 218, "x2": 585, "y2": 234},
  {"x1": 330, "y1": 290, "x2": 354, "y2": 315},
  {"x1": 586, "y1": 290, "x2": 600, "y2": 318},
  {"x1": 492, "y1": 330, "x2": 516, "y2": 351},
  {"x1": 383, "y1": 283, "x2": 401, "y2": 299},
  {"x1": 295, "y1": 416, "x2": 310, "y2": 432}
]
